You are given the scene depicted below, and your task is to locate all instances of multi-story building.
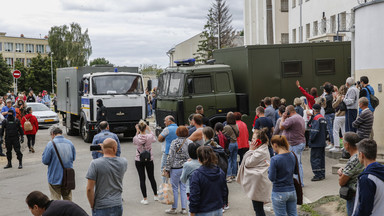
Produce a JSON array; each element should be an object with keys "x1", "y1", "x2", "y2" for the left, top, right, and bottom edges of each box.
[
  {"x1": 244, "y1": 0, "x2": 289, "y2": 45},
  {"x1": 289, "y1": 0, "x2": 357, "y2": 43},
  {"x1": 0, "y1": 32, "x2": 49, "y2": 67}
]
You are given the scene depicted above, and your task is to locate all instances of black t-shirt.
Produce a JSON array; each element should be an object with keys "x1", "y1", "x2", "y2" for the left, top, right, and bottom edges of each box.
[
  {"x1": 253, "y1": 117, "x2": 274, "y2": 139},
  {"x1": 43, "y1": 200, "x2": 88, "y2": 216}
]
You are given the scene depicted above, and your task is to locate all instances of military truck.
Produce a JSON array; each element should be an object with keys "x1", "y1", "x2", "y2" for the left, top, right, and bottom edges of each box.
[
  {"x1": 57, "y1": 66, "x2": 146, "y2": 142},
  {"x1": 155, "y1": 42, "x2": 351, "y2": 133}
]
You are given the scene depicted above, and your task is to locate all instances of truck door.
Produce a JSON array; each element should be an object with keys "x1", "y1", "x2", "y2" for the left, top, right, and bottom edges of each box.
[
  {"x1": 214, "y1": 72, "x2": 237, "y2": 113},
  {"x1": 65, "y1": 78, "x2": 71, "y2": 128},
  {"x1": 184, "y1": 74, "x2": 216, "y2": 121}
]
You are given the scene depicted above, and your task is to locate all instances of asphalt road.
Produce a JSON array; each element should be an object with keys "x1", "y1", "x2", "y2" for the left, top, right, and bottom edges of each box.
[{"x1": 0, "y1": 123, "x2": 340, "y2": 216}]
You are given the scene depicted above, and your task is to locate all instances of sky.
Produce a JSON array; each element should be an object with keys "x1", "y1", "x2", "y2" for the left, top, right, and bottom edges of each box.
[{"x1": 1, "y1": 0, "x2": 243, "y2": 68}]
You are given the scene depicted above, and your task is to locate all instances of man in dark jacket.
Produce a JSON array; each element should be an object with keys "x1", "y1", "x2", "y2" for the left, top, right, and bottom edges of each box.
[
  {"x1": 26, "y1": 191, "x2": 88, "y2": 216},
  {"x1": 96, "y1": 99, "x2": 107, "y2": 126},
  {"x1": 1, "y1": 109, "x2": 24, "y2": 169},
  {"x1": 308, "y1": 104, "x2": 327, "y2": 181},
  {"x1": 353, "y1": 139, "x2": 384, "y2": 216}
]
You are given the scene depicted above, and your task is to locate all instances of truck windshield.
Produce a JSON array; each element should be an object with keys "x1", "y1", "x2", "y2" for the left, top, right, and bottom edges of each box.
[
  {"x1": 92, "y1": 75, "x2": 143, "y2": 95},
  {"x1": 158, "y1": 73, "x2": 183, "y2": 96}
]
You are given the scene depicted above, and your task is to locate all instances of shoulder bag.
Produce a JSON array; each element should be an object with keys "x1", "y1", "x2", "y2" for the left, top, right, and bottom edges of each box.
[
  {"x1": 292, "y1": 152, "x2": 303, "y2": 205},
  {"x1": 339, "y1": 185, "x2": 355, "y2": 200},
  {"x1": 52, "y1": 141, "x2": 76, "y2": 190},
  {"x1": 229, "y1": 125, "x2": 239, "y2": 138},
  {"x1": 366, "y1": 88, "x2": 379, "y2": 109},
  {"x1": 137, "y1": 141, "x2": 151, "y2": 162}
]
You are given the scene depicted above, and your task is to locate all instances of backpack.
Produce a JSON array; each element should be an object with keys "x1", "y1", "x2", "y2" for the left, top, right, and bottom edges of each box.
[
  {"x1": 216, "y1": 132, "x2": 230, "y2": 155},
  {"x1": 366, "y1": 88, "x2": 379, "y2": 109},
  {"x1": 137, "y1": 142, "x2": 151, "y2": 162},
  {"x1": 23, "y1": 117, "x2": 33, "y2": 132},
  {"x1": 209, "y1": 144, "x2": 228, "y2": 176}
]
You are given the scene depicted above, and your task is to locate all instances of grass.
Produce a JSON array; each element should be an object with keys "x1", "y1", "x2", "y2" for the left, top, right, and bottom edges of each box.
[{"x1": 299, "y1": 195, "x2": 346, "y2": 216}]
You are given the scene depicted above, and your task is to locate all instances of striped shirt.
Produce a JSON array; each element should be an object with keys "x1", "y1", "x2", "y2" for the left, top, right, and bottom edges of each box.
[{"x1": 352, "y1": 108, "x2": 374, "y2": 139}]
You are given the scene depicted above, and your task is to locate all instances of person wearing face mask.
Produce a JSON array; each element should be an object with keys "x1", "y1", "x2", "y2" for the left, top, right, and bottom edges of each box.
[
  {"x1": 16, "y1": 100, "x2": 26, "y2": 123},
  {"x1": 2, "y1": 109, "x2": 24, "y2": 169}
]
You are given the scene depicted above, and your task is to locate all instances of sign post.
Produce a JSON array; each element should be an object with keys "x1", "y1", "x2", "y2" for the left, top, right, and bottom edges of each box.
[{"x1": 13, "y1": 70, "x2": 21, "y2": 94}]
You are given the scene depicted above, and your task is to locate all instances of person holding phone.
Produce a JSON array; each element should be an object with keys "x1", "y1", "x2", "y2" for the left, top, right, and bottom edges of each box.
[{"x1": 90, "y1": 121, "x2": 121, "y2": 159}]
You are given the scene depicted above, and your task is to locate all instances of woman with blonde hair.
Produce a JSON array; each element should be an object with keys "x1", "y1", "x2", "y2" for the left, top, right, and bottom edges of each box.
[
  {"x1": 269, "y1": 135, "x2": 298, "y2": 216},
  {"x1": 330, "y1": 85, "x2": 347, "y2": 152},
  {"x1": 237, "y1": 128, "x2": 272, "y2": 216}
]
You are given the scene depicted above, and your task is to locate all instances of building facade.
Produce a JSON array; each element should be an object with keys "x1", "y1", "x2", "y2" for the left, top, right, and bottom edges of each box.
[
  {"x1": 244, "y1": 0, "x2": 289, "y2": 45},
  {"x1": 289, "y1": 0, "x2": 357, "y2": 43},
  {"x1": 0, "y1": 32, "x2": 49, "y2": 67}
]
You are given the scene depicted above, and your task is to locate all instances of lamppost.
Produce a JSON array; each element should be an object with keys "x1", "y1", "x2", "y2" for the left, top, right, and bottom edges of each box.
[{"x1": 50, "y1": 52, "x2": 54, "y2": 94}]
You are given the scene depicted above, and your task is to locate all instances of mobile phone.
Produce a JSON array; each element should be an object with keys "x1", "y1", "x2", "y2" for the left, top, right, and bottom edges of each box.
[
  {"x1": 304, "y1": 98, "x2": 308, "y2": 105},
  {"x1": 287, "y1": 111, "x2": 291, "y2": 116},
  {"x1": 90, "y1": 145, "x2": 102, "y2": 151}
]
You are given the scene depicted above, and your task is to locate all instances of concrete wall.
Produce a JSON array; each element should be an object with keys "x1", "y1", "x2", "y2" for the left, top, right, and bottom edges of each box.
[
  {"x1": 272, "y1": 0, "x2": 289, "y2": 44},
  {"x1": 289, "y1": 0, "x2": 357, "y2": 43},
  {"x1": 171, "y1": 33, "x2": 202, "y2": 66},
  {"x1": 354, "y1": 0, "x2": 384, "y2": 151}
]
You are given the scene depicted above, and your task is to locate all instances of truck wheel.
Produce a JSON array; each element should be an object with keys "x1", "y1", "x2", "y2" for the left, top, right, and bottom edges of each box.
[
  {"x1": 80, "y1": 119, "x2": 93, "y2": 143},
  {"x1": 66, "y1": 128, "x2": 79, "y2": 136}
]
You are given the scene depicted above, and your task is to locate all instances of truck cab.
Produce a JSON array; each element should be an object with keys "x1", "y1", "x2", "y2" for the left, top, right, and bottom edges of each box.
[{"x1": 155, "y1": 60, "x2": 242, "y2": 133}]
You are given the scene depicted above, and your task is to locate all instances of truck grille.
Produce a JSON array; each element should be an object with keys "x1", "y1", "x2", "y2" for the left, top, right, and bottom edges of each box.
[
  {"x1": 156, "y1": 109, "x2": 177, "y2": 128},
  {"x1": 106, "y1": 107, "x2": 142, "y2": 122}
]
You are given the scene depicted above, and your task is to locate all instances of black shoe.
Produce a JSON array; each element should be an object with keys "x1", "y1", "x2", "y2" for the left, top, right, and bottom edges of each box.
[
  {"x1": 311, "y1": 176, "x2": 325, "y2": 181},
  {"x1": 18, "y1": 164, "x2": 23, "y2": 169},
  {"x1": 4, "y1": 164, "x2": 12, "y2": 169},
  {"x1": 0, "y1": 153, "x2": 5, "y2": 157}
]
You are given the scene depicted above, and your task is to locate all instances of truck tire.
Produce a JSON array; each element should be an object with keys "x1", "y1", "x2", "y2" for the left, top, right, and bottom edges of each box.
[
  {"x1": 66, "y1": 128, "x2": 79, "y2": 136},
  {"x1": 80, "y1": 119, "x2": 93, "y2": 143}
]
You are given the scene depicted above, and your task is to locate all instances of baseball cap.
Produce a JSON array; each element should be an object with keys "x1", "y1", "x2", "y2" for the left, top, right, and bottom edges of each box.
[{"x1": 312, "y1": 104, "x2": 321, "y2": 111}]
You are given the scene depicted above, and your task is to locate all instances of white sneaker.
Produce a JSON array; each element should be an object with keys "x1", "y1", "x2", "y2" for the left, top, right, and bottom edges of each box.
[
  {"x1": 326, "y1": 144, "x2": 333, "y2": 150},
  {"x1": 180, "y1": 209, "x2": 188, "y2": 214},
  {"x1": 330, "y1": 147, "x2": 340, "y2": 152},
  {"x1": 224, "y1": 205, "x2": 229, "y2": 210},
  {"x1": 140, "y1": 199, "x2": 149, "y2": 205},
  {"x1": 154, "y1": 196, "x2": 159, "y2": 201}
]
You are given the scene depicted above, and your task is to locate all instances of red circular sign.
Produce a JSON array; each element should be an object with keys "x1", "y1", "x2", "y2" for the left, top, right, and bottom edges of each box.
[{"x1": 13, "y1": 70, "x2": 21, "y2": 79}]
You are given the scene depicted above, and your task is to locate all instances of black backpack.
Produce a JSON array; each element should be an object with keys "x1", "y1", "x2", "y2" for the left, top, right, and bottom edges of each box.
[
  {"x1": 366, "y1": 88, "x2": 379, "y2": 109},
  {"x1": 206, "y1": 142, "x2": 228, "y2": 176},
  {"x1": 137, "y1": 142, "x2": 151, "y2": 162}
]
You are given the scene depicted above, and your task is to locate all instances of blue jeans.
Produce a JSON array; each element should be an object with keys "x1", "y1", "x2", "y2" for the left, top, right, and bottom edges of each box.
[
  {"x1": 195, "y1": 208, "x2": 223, "y2": 216},
  {"x1": 227, "y1": 142, "x2": 238, "y2": 177},
  {"x1": 290, "y1": 143, "x2": 305, "y2": 187},
  {"x1": 170, "y1": 168, "x2": 187, "y2": 209},
  {"x1": 271, "y1": 191, "x2": 297, "y2": 216},
  {"x1": 345, "y1": 109, "x2": 357, "y2": 132},
  {"x1": 161, "y1": 153, "x2": 168, "y2": 183},
  {"x1": 147, "y1": 104, "x2": 152, "y2": 116},
  {"x1": 346, "y1": 196, "x2": 356, "y2": 216},
  {"x1": 92, "y1": 205, "x2": 123, "y2": 216},
  {"x1": 325, "y1": 113, "x2": 335, "y2": 144}
]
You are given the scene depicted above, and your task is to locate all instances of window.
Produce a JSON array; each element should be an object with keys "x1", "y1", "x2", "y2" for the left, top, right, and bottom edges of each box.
[
  {"x1": 15, "y1": 43, "x2": 24, "y2": 52},
  {"x1": 36, "y1": 44, "x2": 44, "y2": 53},
  {"x1": 26, "y1": 44, "x2": 34, "y2": 53},
  {"x1": 306, "y1": 23, "x2": 310, "y2": 39},
  {"x1": 292, "y1": 29, "x2": 296, "y2": 43},
  {"x1": 5, "y1": 58, "x2": 13, "y2": 66},
  {"x1": 292, "y1": 0, "x2": 296, "y2": 8},
  {"x1": 168, "y1": 73, "x2": 183, "y2": 96},
  {"x1": 0, "y1": 42, "x2": 2, "y2": 51},
  {"x1": 281, "y1": 33, "x2": 289, "y2": 44},
  {"x1": 4, "y1": 42, "x2": 13, "y2": 52},
  {"x1": 282, "y1": 61, "x2": 302, "y2": 77},
  {"x1": 188, "y1": 76, "x2": 212, "y2": 94},
  {"x1": 340, "y1": 12, "x2": 347, "y2": 31},
  {"x1": 216, "y1": 73, "x2": 231, "y2": 92},
  {"x1": 330, "y1": 15, "x2": 336, "y2": 33},
  {"x1": 26, "y1": 58, "x2": 32, "y2": 67},
  {"x1": 159, "y1": 73, "x2": 170, "y2": 96},
  {"x1": 92, "y1": 75, "x2": 144, "y2": 95},
  {"x1": 313, "y1": 21, "x2": 318, "y2": 36},
  {"x1": 315, "y1": 59, "x2": 336, "y2": 75},
  {"x1": 281, "y1": 0, "x2": 289, "y2": 12},
  {"x1": 321, "y1": 17, "x2": 327, "y2": 34}
]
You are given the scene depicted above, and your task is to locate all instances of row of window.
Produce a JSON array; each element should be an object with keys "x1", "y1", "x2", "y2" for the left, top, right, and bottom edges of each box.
[
  {"x1": 0, "y1": 42, "x2": 47, "y2": 53},
  {"x1": 282, "y1": 59, "x2": 337, "y2": 78},
  {"x1": 4, "y1": 57, "x2": 32, "y2": 67}
]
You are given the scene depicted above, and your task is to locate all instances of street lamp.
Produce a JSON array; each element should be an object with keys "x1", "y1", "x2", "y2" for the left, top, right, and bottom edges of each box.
[{"x1": 50, "y1": 52, "x2": 54, "y2": 94}]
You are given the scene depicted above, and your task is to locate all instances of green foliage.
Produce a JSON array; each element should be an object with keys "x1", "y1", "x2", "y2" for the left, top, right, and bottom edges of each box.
[
  {"x1": 140, "y1": 64, "x2": 164, "y2": 76},
  {"x1": 48, "y1": 22, "x2": 92, "y2": 68},
  {"x1": 0, "y1": 54, "x2": 13, "y2": 95},
  {"x1": 90, "y1": 58, "x2": 111, "y2": 66},
  {"x1": 194, "y1": 0, "x2": 236, "y2": 63},
  {"x1": 26, "y1": 54, "x2": 55, "y2": 93},
  {"x1": 14, "y1": 60, "x2": 28, "y2": 93}
]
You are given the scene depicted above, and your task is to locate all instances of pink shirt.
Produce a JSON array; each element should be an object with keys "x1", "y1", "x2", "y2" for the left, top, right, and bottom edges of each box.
[
  {"x1": 133, "y1": 132, "x2": 156, "y2": 161},
  {"x1": 281, "y1": 114, "x2": 306, "y2": 146}
]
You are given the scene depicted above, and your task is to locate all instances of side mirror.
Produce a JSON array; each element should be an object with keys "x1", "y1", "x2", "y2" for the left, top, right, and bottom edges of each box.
[
  {"x1": 187, "y1": 78, "x2": 193, "y2": 94},
  {"x1": 147, "y1": 80, "x2": 152, "y2": 91}
]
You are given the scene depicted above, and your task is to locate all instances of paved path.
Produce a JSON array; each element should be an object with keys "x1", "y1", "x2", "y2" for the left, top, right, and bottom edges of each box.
[{"x1": 0, "y1": 126, "x2": 340, "y2": 216}]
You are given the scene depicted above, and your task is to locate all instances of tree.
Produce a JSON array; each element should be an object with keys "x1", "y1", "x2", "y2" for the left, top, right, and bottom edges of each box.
[
  {"x1": 194, "y1": 0, "x2": 236, "y2": 63},
  {"x1": 26, "y1": 54, "x2": 54, "y2": 93},
  {"x1": 90, "y1": 58, "x2": 111, "y2": 66},
  {"x1": 48, "y1": 22, "x2": 92, "y2": 68},
  {"x1": 14, "y1": 60, "x2": 28, "y2": 93},
  {"x1": 140, "y1": 64, "x2": 164, "y2": 76},
  {"x1": 0, "y1": 54, "x2": 13, "y2": 95}
]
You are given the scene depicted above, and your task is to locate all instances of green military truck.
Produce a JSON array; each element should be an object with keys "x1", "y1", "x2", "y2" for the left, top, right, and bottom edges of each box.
[{"x1": 155, "y1": 42, "x2": 351, "y2": 133}]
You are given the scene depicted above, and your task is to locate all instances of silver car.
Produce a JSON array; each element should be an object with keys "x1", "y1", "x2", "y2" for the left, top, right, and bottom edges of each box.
[{"x1": 26, "y1": 103, "x2": 59, "y2": 127}]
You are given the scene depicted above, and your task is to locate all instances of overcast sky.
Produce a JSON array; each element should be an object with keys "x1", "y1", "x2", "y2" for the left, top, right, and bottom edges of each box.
[{"x1": 1, "y1": 0, "x2": 243, "y2": 67}]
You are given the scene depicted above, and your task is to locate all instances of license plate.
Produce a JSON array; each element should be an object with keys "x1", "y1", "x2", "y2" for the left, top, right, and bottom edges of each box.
[{"x1": 44, "y1": 119, "x2": 54, "y2": 122}]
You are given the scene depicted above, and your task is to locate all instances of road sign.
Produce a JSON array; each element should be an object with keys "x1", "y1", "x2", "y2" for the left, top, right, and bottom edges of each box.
[{"x1": 13, "y1": 70, "x2": 21, "y2": 79}]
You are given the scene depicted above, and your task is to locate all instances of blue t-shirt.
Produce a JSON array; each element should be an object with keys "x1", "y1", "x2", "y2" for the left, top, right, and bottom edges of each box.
[
  {"x1": 254, "y1": 117, "x2": 274, "y2": 139},
  {"x1": 268, "y1": 152, "x2": 296, "y2": 192},
  {"x1": 161, "y1": 123, "x2": 178, "y2": 154},
  {"x1": 1, "y1": 106, "x2": 16, "y2": 118}
]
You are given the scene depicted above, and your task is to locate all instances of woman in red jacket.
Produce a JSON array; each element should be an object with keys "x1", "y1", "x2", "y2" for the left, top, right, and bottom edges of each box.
[
  {"x1": 21, "y1": 107, "x2": 39, "y2": 153},
  {"x1": 234, "y1": 112, "x2": 249, "y2": 166},
  {"x1": 296, "y1": 80, "x2": 318, "y2": 109}
]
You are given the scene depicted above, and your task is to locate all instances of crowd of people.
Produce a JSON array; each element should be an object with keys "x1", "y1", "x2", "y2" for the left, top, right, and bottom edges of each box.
[{"x1": 20, "y1": 75, "x2": 383, "y2": 216}]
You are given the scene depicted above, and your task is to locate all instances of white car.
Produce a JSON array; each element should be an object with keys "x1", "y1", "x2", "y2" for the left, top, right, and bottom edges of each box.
[{"x1": 26, "y1": 103, "x2": 59, "y2": 127}]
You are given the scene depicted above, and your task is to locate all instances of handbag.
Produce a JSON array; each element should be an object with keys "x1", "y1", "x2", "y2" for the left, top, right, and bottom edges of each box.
[
  {"x1": 158, "y1": 178, "x2": 174, "y2": 205},
  {"x1": 339, "y1": 186, "x2": 355, "y2": 200},
  {"x1": 52, "y1": 141, "x2": 76, "y2": 190},
  {"x1": 292, "y1": 152, "x2": 303, "y2": 205},
  {"x1": 137, "y1": 142, "x2": 151, "y2": 162}
]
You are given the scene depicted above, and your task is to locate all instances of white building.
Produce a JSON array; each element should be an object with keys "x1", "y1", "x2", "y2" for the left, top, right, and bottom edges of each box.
[
  {"x1": 289, "y1": 0, "x2": 358, "y2": 43},
  {"x1": 244, "y1": 0, "x2": 289, "y2": 45}
]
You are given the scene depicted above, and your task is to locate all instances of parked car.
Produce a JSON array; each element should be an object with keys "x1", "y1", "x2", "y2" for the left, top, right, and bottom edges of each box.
[{"x1": 26, "y1": 103, "x2": 59, "y2": 127}]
